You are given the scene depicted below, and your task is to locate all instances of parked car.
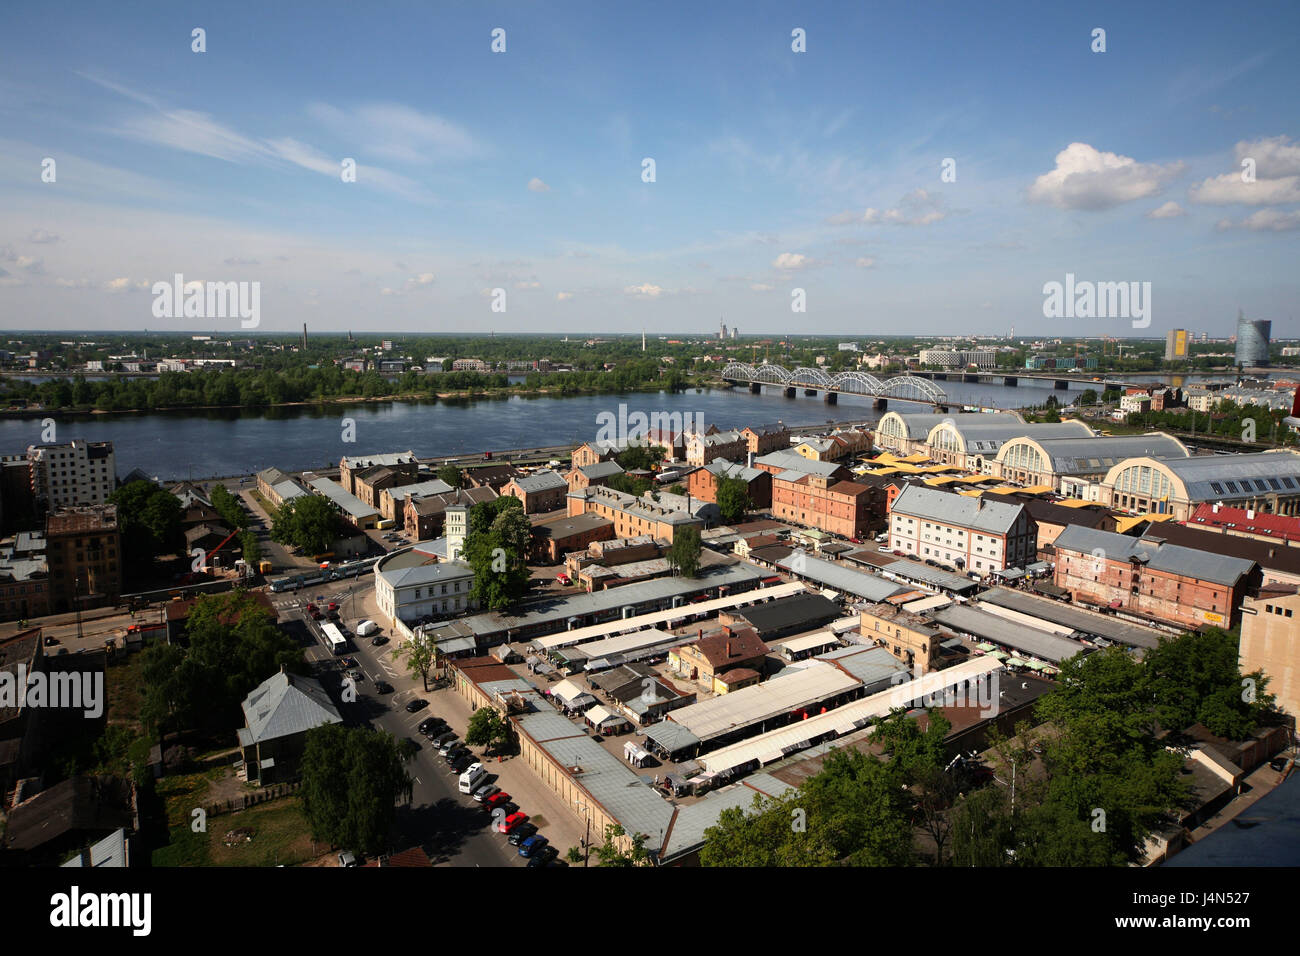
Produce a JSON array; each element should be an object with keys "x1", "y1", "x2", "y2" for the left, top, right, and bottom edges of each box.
[
  {"x1": 418, "y1": 717, "x2": 446, "y2": 734},
  {"x1": 430, "y1": 731, "x2": 456, "y2": 748},
  {"x1": 371, "y1": 634, "x2": 388, "y2": 646},
  {"x1": 437, "y1": 737, "x2": 460, "y2": 756},
  {"x1": 356, "y1": 620, "x2": 379, "y2": 637},
  {"x1": 448, "y1": 754, "x2": 472, "y2": 774},
  {"x1": 338, "y1": 851, "x2": 358, "y2": 867},
  {"x1": 405, "y1": 698, "x2": 429, "y2": 713},
  {"x1": 443, "y1": 747, "x2": 470, "y2": 765},
  {"x1": 497, "y1": 811, "x2": 529, "y2": 834},
  {"x1": 473, "y1": 784, "x2": 500, "y2": 803},
  {"x1": 374, "y1": 680, "x2": 393, "y2": 694},
  {"x1": 518, "y1": 835, "x2": 549, "y2": 858},
  {"x1": 556, "y1": 573, "x2": 571, "y2": 586},
  {"x1": 527, "y1": 846, "x2": 559, "y2": 867},
  {"x1": 484, "y1": 791, "x2": 512, "y2": 810},
  {"x1": 506, "y1": 822, "x2": 538, "y2": 846}
]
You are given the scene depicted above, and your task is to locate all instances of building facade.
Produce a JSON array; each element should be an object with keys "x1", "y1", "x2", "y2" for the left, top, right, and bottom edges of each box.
[
  {"x1": 27, "y1": 440, "x2": 115, "y2": 514},
  {"x1": 45, "y1": 505, "x2": 121, "y2": 613},
  {"x1": 888, "y1": 485, "x2": 1035, "y2": 576}
]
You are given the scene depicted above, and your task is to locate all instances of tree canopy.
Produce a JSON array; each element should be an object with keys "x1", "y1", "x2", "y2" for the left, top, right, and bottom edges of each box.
[{"x1": 299, "y1": 724, "x2": 414, "y2": 855}]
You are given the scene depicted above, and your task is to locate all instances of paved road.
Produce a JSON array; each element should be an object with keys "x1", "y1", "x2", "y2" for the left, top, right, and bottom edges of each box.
[{"x1": 282, "y1": 593, "x2": 522, "y2": 867}]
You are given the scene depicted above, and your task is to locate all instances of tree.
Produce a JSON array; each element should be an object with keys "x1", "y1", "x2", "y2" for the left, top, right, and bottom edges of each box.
[
  {"x1": 465, "y1": 707, "x2": 509, "y2": 756},
  {"x1": 391, "y1": 632, "x2": 437, "y2": 690},
  {"x1": 615, "y1": 444, "x2": 666, "y2": 472},
  {"x1": 300, "y1": 724, "x2": 414, "y2": 856},
  {"x1": 108, "y1": 480, "x2": 184, "y2": 577},
  {"x1": 1142, "y1": 628, "x2": 1273, "y2": 739},
  {"x1": 465, "y1": 497, "x2": 532, "y2": 610},
  {"x1": 239, "y1": 529, "x2": 262, "y2": 567},
  {"x1": 667, "y1": 526, "x2": 702, "y2": 578},
  {"x1": 715, "y1": 476, "x2": 752, "y2": 525},
  {"x1": 592, "y1": 824, "x2": 653, "y2": 867},
  {"x1": 270, "y1": 495, "x2": 338, "y2": 555},
  {"x1": 1080, "y1": 389, "x2": 1098, "y2": 406},
  {"x1": 209, "y1": 484, "x2": 248, "y2": 530},
  {"x1": 437, "y1": 465, "x2": 463, "y2": 489}
]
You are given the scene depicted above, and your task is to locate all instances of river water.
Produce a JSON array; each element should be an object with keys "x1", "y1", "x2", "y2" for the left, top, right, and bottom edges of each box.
[{"x1": 0, "y1": 378, "x2": 1090, "y2": 481}]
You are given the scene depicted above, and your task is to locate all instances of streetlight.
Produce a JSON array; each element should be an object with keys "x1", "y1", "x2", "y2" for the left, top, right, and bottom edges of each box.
[{"x1": 573, "y1": 799, "x2": 591, "y2": 867}]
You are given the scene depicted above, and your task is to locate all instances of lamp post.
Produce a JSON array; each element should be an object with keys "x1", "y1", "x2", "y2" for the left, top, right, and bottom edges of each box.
[{"x1": 574, "y1": 799, "x2": 591, "y2": 867}]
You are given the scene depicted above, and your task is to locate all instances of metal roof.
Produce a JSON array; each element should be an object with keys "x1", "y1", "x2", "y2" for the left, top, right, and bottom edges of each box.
[
  {"x1": 976, "y1": 586, "x2": 1163, "y2": 649},
  {"x1": 891, "y1": 484, "x2": 1026, "y2": 535},
  {"x1": 815, "y1": 644, "x2": 911, "y2": 686},
  {"x1": 1053, "y1": 525, "x2": 1257, "y2": 587},
  {"x1": 238, "y1": 671, "x2": 342, "y2": 745},
  {"x1": 930, "y1": 604, "x2": 1089, "y2": 665},
  {"x1": 754, "y1": 449, "x2": 842, "y2": 478},
  {"x1": 1005, "y1": 433, "x2": 1188, "y2": 474},
  {"x1": 306, "y1": 475, "x2": 379, "y2": 521},
  {"x1": 512, "y1": 470, "x2": 568, "y2": 493},
  {"x1": 776, "y1": 552, "x2": 908, "y2": 602},
  {"x1": 876, "y1": 556, "x2": 980, "y2": 593},
  {"x1": 667, "y1": 662, "x2": 860, "y2": 742},
  {"x1": 931, "y1": 420, "x2": 1093, "y2": 454},
  {"x1": 642, "y1": 720, "x2": 702, "y2": 753},
  {"x1": 1125, "y1": 450, "x2": 1300, "y2": 502}
]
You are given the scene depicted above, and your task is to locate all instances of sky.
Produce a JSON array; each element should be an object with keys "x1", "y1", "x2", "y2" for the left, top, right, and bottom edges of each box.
[{"x1": 1, "y1": 0, "x2": 1298, "y2": 338}]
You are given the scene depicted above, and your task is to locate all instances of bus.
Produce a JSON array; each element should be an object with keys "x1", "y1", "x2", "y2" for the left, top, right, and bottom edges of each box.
[{"x1": 321, "y1": 622, "x2": 347, "y2": 655}]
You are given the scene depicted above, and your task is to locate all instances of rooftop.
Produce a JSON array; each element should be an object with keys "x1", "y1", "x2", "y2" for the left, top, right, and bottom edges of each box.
[{"x1": 1054, "y1": 525, "x2": 1258, "y2": 587}]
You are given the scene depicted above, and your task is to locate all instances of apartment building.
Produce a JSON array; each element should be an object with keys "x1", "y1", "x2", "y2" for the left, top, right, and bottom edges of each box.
[
  {"x1": 27, "y1": 440, "x2": 115, "y2": 513},
  {"x1": 374, "y1": 543, "x2": 477, "y2": 624},
  {"x1": 566, "y1": 485, "x2": 703, "y2": 542},
  {"x1": 404, "y1": 486, "x2": 498, "y2": 540},
  {"x1": 1052, "y1": 525, "x2": 1259, "y2": 630},
  {"x1": 685, "y1": 429, "x2": 748, "y2": 467},
  {"x1": 565, "y1": 460, "x2": 625, "y2": 493},
  {"x1": 770, "y1": 470, "x2": 874, "y2": 539},
  {"x1": 1239, "y1": 584, "x2": 1300, "y2": 724},
  {"x1": 501, "y1": 471, "x2": 569, "y2": 514},
  {"x1": 45, "y1": 505, "x2": 121, "y2": 613},
  {"x1": 741, "y1": 425, "x2": 790, "y2": 457},
  {"x1": 888, "y1": 485, "x2": 1035, "y2": 577},
  {"x1": 685, "y1": 460, "x2": 772, "y2": 510},
  {"x1": 338, "y1": 451, "x2": 418, "y2": 496}
]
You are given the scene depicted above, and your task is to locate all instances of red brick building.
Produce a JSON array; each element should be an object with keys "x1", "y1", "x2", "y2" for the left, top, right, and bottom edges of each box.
[{"x1": 685, "y1": 460, "x2": 772, "y2": 511}]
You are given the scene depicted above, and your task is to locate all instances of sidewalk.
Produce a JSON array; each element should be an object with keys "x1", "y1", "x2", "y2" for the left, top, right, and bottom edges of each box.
[{"x1": 426, "y1": 679, "x2": 588, "y2": 858}]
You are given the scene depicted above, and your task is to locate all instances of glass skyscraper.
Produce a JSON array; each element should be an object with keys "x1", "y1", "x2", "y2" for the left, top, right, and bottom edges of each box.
[{"x1": 1235, "y1": 311, "x2": 1271, "y2": 367}]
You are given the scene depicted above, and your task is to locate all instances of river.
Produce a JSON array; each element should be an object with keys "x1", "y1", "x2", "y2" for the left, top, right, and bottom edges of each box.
[{"x1": 0, "y1": 378, "x2": 1090, "y2": 481}]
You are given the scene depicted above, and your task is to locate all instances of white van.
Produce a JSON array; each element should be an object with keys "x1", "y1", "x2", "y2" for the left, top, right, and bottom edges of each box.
[
  {"x1": 355, "y1": 620, "x2": 379, "y2": 637},
  {"x1": 458, "y1": 762, "x2": 487, "y2": 794}
]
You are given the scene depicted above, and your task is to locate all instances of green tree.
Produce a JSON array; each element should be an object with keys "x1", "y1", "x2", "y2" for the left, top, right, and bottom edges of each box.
[
  {"x1": 715, "y1": 476, "x2": 752, "y2": 525},
  {"x1": 1079, "y1": 389, "x2": 1098, "y2": 406},
  {"x1": 108, "y1": 480, "x2": 184, "y2": 577},
  {"x1": 593, "y1": 823, "x2": 653, "y2": 867},
  {"x1": 465, "y1": 707, "x2": 509, "y2": 756},
  {"x1": 615, "y1": 444, "x2": 666, "y2": 472},
  {"x1": 391, "y1": 632, "x2": 437, "y2": 691},
  {"x1": 209, "y1": 484, "x2": 249, "y2": 530},
  {"x1": 437, "y1": 465, "x2": 463, "y2": 489},
  {"x1": 300, "y1": 724, "x2": 414, "y2": 856},
  {"x1": 465, "y1": 497, "x2": 532, "y2": 610},
  {"x1": 270, "y1": 495, "x2": 339, "y2": 555},
  {"x1": 1143, "y1": 628, "x2": 1273, "y2": 739},
  {"x1": 667, "y1": 526, "x2": 702, "y2": 578},
  {"x1": 239, "y1": 529, "x2": 262, "y2": 567}
]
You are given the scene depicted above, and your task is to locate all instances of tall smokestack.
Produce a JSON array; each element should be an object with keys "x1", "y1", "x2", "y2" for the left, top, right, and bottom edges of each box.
[{"x1": 302, "y1": 323, "x2": 308, "y2": 351}]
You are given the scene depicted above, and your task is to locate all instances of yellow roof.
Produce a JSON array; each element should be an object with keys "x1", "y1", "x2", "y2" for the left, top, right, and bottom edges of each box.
[
  {"x1": 1054, "y1": 498, "x2": 1099, "y2": 508},
  {"x1": 1113, "y1": 512, "x2": 1174, "y2": 533},
  {"x1": 865, "y1": 467, "x2": 900, "y2": 476},
  {"x1": 1019, "y1": 485, "x2": 1056, "y2": 495},
  {"x1": 957, "y1": 489, "x2": 985, "y2": 497},
  {"x1": 925, "y1": 475, "x2": 966, "y2": 486},
  {"x1": 894, "y1": 453, "x2": 931, "y2": 464},
  {"x1": 957, "y1": 474, "x2": 1002, "y2": 484}
]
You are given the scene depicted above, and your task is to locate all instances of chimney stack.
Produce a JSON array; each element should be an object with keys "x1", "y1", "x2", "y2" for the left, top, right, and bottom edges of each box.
[{"x1": 1247, "y1": 509, "x2": 1256, "y2": 520}]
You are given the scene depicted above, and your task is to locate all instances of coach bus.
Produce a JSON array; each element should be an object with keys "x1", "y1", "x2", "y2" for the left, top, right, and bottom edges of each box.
[{"x1": 320, "y1": 621, "x2": 347, "y2": 655}]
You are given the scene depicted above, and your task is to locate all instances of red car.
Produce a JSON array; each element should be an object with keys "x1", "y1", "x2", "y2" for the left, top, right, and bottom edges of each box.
[
  {"x1": 485, "y1": 791, "x2": 512, "y2": 809},
  {"x1": 556, "y1": 573, "x2": 571, "y2": 586},
  {"x1": 497, "y1": 811, "x2": 529, "y2": 834}
]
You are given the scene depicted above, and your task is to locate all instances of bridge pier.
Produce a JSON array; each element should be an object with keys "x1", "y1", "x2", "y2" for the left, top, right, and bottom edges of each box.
[
  {"x1": 824, "y1": 392, "x2": 837, "y2": 405},
  {"x1": 873, "y1": 398, "x2": 888, "y2": 411},
  {"x1": 933, "y1": 404, "x2": 949, "y2": 413},
  {"x1": 1004, "y1": 376, "x2": 1017, "y2": 386},
  {"x1": 963, "y1": 373, "x2": 979, "y2": 383},
  {"x1": 784, "y1": 387, "x2": 796, "y2": 399},
  {"x1": 804, "y1": 388, "x2": 818, "y2": 397},
  {"x1": 1055, "y1": 380, "x2": 1069, "y2": 390},
  {"x1": 750, "y1": 382, "x2": 762, "y2": 394}
]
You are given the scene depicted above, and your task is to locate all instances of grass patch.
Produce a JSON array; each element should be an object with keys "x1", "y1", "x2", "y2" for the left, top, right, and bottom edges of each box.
[{"x1": 153, "y1": 795, "x2": 321, "y2": 867}]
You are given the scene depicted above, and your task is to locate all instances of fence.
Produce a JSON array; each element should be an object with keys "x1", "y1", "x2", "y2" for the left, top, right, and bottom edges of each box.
[{"x1": 204, "y1": 780, "x2": 301, "y2": 818}]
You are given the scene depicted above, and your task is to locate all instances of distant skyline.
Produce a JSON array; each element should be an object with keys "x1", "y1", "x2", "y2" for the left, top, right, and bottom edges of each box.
[{"x1": 2, "y1": 1, "x2": 1298, "y2": 336}]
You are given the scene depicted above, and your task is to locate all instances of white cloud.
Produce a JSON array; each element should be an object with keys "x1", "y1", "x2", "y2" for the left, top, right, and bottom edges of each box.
[
  {"x1": 1147, "y1": 201, "x2": 1186, "y2": 219},
  {"x1": 854, "y1": 257, "x2": 876, "y2": 268},
  {"x1": 1188, "y1": 172, "x2": 1300, "y2": 205},
  {"x1": 528, "y1": 177, "x2": 550, "y2": 193},
  {"x1": 826, "y1": 189, "x2": 950, "y2": 227},
  {"x1": 1215, "y1": 208, "x2": 1300, "y2": 232},
  {"x1": 624, "y1": 283, "x2": 663, "y2": 297},
  {"x1": 105, "y1": 277, "x2": 132, "y2": 291},
  {"x1": 1235, "y1": 135, "x2": 1300, "y2": 177},
  {"x1": 307, "y1": 102, "x2": 479, "y2": 164},
  {"x1": 54, "y1": 277, "x2": 91, "y2": 289},
  {"x1": 750, "y1": 283, "x2": 774, "y2": 292},
  {"x1": 1027, "y1": 143, "x2": 1184, "y2": 210},
  {"x1": 772, "y1": 252, "x2": 812, "y2": 270},
  {"x1": 515, "y1": 280, "x2": 541, "y2": 289}
]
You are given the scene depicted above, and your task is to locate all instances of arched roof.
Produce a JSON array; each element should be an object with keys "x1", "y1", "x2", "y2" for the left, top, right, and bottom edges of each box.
[
  {"x1": 1103, "y1": 450, "x2": 1300, "y2": 503},
  {"x1": 995, "y1": 432, "x2": 1190, "y2": 476},
  {"x1": 925, "y1": 419, "x2": 1093, "y2": 456}
]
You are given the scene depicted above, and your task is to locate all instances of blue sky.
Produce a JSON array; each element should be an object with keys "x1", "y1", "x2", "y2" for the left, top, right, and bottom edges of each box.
[{"x1": 1, "y1": 0, "x2": 1298, "y2": 337}]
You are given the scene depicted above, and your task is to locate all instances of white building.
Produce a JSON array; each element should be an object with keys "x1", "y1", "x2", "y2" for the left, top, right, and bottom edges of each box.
[
  {"x1": 918, "y1": 348, "x2": 997, "y2": 369},
  {"x1": 888, "y1": 485, "x2": 1035, "y2": 577},
  {"x1": 374, "y1": 541, "x2": 477, "y2": 624},
  {"x1": 27, "y1": 439, "x2": 116, "y2": 512}
]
